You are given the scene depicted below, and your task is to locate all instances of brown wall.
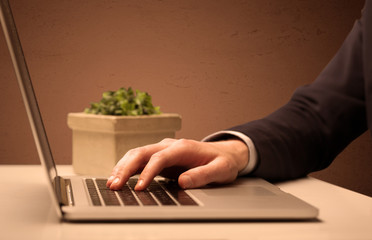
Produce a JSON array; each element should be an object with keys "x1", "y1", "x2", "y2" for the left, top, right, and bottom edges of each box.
[{"x1": 1, "y1": 0, "x2": 371, "y2": 196}]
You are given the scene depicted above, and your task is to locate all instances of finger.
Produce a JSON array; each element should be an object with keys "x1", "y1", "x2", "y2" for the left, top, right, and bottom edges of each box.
[
  {"x1": 178, "y1": 158, "x2": 238, "y2": 189},
  {"x1": 134, "y1": 139, "x2": 203, "y2": 190},
  {"x1": 107, "y1": 140, "x2": 174, "y2": 190},
  {"x1": 107, "y1": 149, "x2": 147, "y2": 190},
  {"x1": 134, "y1": 149, "x2": 177, "y2": 190}
]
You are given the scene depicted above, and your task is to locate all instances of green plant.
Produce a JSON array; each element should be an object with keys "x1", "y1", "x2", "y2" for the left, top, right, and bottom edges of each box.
[{"x1": 84, "y1": 87, "x2": 161, "y2": 116}]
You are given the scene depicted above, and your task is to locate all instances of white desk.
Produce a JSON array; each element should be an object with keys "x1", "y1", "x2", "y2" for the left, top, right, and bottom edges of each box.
[{"x1": 0, "y1": 165, "x2": 371, "y2": 240}]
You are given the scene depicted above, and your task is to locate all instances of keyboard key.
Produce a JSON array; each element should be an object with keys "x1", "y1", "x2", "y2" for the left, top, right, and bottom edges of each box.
[
  {"x1": 117, "y1": 185, "x2": 139, "y2": 206},
  {"x1": 128, "y1": 179, "x2": 158, "y2": 206},
  {"x1": 148, "y1": 181, "x2": 176, "y2": 206},
  {"x1": 85, "y1": 179, "x2": 102, "y2": 206},
  {"x1": 160, "y1": 180, "x2": 198, "y2": 206},
  {"x1": 133, "y1": 190, "x2": 158, "y2": 206},
  {"x1": 95, "y1": 179, "x2": 120, "y2": 206}
]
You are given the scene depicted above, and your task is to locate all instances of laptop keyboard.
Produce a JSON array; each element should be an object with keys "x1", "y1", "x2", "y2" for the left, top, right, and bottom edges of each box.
[{"x1": 85, "y1": 178, "x2": 199, "y2": 207}]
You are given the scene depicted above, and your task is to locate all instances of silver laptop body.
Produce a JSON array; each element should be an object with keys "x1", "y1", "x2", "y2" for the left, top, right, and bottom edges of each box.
[{"x1": 0, "y1": 0, "x2": 318, "y2": 221}]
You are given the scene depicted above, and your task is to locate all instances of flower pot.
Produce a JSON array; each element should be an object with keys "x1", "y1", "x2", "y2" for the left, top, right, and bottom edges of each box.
[{"x1": 67, "y1": 112, "x2": 181, "y2": 175}]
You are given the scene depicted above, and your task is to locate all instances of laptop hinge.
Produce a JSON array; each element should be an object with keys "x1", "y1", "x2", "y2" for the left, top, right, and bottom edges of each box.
[{"x1": 54, "y1": 176, "x2": 75, "y2": 206}]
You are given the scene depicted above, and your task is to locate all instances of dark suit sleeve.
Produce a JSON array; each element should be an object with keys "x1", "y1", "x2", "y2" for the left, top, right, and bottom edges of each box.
[{"x1": 229, "y1": 16, "x2": 367, "y2": 181}]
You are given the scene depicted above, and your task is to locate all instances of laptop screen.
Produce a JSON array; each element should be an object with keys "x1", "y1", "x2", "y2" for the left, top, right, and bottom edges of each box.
[{"x1": 0, "y1": 0, "x2": 59, "y2": 194}]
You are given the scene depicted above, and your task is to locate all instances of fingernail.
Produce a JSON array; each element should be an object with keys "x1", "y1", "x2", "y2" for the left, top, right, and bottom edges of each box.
[
  {"x1": 113, "y1": 177, "x2": 120, "y2": 185},
  {"x1": 135, "y1": 179, "x2": 144, "y2": 190},
  {"x1": 106, "y1": 176, "x2": 115, "y2": 187}
]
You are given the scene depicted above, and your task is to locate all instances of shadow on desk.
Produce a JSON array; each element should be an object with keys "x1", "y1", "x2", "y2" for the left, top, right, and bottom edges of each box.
[{"x1": 310, "y1": 132, "x2": 372, "y2": 197}]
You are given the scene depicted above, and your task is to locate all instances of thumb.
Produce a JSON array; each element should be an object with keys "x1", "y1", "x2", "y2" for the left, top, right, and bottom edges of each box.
[{"x1": 178, "y1": 160, "x2": 237, "y2": 189}]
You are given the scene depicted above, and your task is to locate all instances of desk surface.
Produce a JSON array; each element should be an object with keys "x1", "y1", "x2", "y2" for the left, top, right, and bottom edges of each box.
[{"x1": 0, "y1": 165, "x2": 371, "y2": 240}]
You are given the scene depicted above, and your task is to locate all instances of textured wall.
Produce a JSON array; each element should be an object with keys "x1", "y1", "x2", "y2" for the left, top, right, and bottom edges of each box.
[{"x1": 1, "y1": 0, "x2": 370, "y2": 195}]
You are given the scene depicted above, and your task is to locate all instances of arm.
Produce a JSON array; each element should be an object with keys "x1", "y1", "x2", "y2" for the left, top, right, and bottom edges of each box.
[
  {"x1": 107, "y1": 6, "x2": 367, "y2": 190},
  {"x1": 233, "y1": 17, "x2": 367, "y2": 181}
]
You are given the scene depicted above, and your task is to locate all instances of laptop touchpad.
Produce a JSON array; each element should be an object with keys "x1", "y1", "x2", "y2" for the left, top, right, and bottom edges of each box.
[{"x1": 201, "y1": 186, "x2": 276, "y2": 196}]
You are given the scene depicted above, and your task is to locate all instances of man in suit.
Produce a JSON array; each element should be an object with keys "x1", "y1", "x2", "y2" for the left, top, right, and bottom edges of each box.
[{"x1": 107, "y1": 0, "x2": 371, "y2": 191}]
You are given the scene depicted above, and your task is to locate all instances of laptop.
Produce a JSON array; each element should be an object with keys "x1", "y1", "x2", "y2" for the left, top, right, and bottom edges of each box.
[{"x1": 0, "y1": 0, "x2": 318, "y2": 221}]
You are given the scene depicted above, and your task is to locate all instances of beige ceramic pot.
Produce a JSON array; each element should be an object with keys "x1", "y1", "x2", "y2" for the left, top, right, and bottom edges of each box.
[{"x1": 67, "y1": 112, "x2": 181, "y2": 175}]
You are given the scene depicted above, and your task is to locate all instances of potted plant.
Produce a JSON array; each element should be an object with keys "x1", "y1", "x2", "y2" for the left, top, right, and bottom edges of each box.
[{"x1": 67, "y1": 87, "x2": 181, "y2": 175}]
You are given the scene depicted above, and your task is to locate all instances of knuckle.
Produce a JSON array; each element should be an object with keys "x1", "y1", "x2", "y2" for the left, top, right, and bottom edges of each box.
[
  {"x1": 219, "y1": 158, "x2": 233, "y2": 171},
  {"x1": 125, "y1": 147, "x2": 145, "y2": 158},
  {"x1": 217, "y1": 159, "x2": 238, "y2": 182},
  {"x1": 174, "y1": 138, "x2": 194, "y2": 149},
  {"x1": 160, "y1": 138, "x2": 175, "y2": 144},
  {"x1": 150, "y1": 151, "x2": 164, "y2": 163}
]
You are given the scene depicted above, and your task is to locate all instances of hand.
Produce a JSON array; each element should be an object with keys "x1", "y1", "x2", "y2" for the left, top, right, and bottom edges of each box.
[{"x1": 106, "y1": 138, "x2": 249, "y2": 191}]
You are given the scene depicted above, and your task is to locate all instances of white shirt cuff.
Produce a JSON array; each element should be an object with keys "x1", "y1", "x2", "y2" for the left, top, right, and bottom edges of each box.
[{"x1": 201, "y1": 130, "x2": 258, "y2": 176}]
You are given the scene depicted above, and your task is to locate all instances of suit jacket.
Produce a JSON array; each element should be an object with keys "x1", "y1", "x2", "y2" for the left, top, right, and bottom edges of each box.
[{"x1": 229, "y1": 1, "x2": 372, "y2": 181}]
